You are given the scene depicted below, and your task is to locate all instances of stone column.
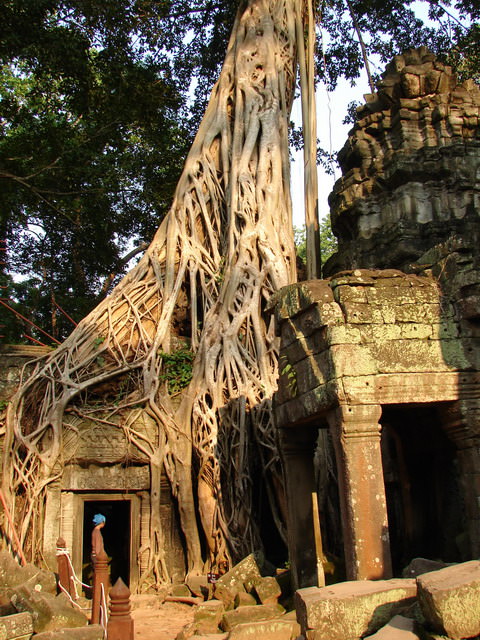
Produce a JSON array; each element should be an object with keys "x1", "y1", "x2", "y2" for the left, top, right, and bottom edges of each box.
[
  {"x1": 278, "y1": 424, "x2": 320, "y2": 590},
  {"x1": 327, "y1": 404, "x2": 392, "y2": 580},
  {"x1": 441, "y1": 402, "x2": 480, "y2": 558}
]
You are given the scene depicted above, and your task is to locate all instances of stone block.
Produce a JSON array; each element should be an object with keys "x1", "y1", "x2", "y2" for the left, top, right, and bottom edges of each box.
[
  {"x1": 297, "y1": 306, "x2": 330, "y2": 336},
  {"x1": 0, "y1": 612, "x2": 34, "y2": 639},
  {"x1": 234, "y1": 592, "x2": 257, "y2": 607},
  {"x1": 213, "y1": 583, "x2": 245, "y2": 609},
  {"x1": 0, "y1": 594, "x2": 16, "y2": 617},
  {"x1": 370, "y1": 324, "x2": 403, "y2": 342},
  {"x1": 342, "y1": 302, "x2": 384, "y2": 324},
  {"x1": 335, "y1": 285, "x2": 368, "y2": 304},
  {"x1": 295, "y1": 579, "x2": 417, "y2": 640},
  {"x1": 171, "y1": 583, "x2": 191, "y2": 597},
  {"x1": 0, "y1": 554, "x2": 56, "y2": 598},
  {"x1": 253, "y1": 577, "x2": 281, "y2": 604},
  {"x1": 214, "y1": 553, "x2": 262, "y2": 607},
  {"x1": 293, "y1": 354, "x2": 331, "y2": 396},
  {"x1": 325, "y1": 326, "x2": 362, "y2": 345},
  {"x1": 176, "y1": 622, "x2": 197, "y2": 640},
  {"x1": 32, "y1": 626, "x2": 104, "y2": 639},
  {"x1": 330, "y1": 344, "x2": 378, "y2": 377},
  {"x1": 417, "y1": 560, "x2": 480, "y2": 639},
  {"x1": 402, "y1": 558, "x2": 450, "y2": 579},
  {"x1": 20, "y1": 569, "x2": 57, "y2": 596},
  {"x1": 228, "y1": 619, "x2": 301, "y2": 640},
  {"x1": 194, "y1": 600, "x2": 224, "y2": 634},
  {"x1": 364, "y1": 615, "x2": 421, "y2": 640},
  {"x1": 220, "y1": 603, "x2": 285, "y2": 631},
  {"x1": 186, "y1": 575, "x2": 209, "y2": 598},
  {"x1": 400, "y1": 324, "x2": 432, "y2": 339},
  {"x1": 189, "y1": 635, "x2": 228, "y2": 640},
  {"x1": 372, "y1": 339, "x2": 454, "y2": 373},
  {"x1": 10, "y1": 587, "x2": 88, "y2": 634},
  {"x1": 316, "y1": 303, "x2": 344, "y2": 327},
  {"x1": 0, "y1": 553, "x2": 25, "y2": 591}
]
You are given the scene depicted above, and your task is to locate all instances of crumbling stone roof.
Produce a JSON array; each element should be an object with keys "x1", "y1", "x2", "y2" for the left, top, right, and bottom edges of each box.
[{"x1": 326, "y1": 47, "x2": 480, "y2": 275}]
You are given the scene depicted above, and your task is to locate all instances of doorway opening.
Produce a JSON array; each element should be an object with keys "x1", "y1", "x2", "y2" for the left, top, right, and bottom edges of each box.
[
  {"x1": 381, "y1": 404, "x2": 465, "y2": 575},
  {"x1": 82, "y1": 499, "x2": 131, "y2": 589}
]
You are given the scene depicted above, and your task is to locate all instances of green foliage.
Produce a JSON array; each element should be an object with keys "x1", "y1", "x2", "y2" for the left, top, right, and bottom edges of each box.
[
  {"x1": 316, "y1": 0, "x2": 478, "y2": 90},
  {"x1": 158, "y1": 347, "x2": 194, "y2": 395},
  {"x1": 280, "y1": 356, "x2": 297, "y2": 397},
  {"x1": 0, "y1": 0, "x2": 234, "y2": 343},
  {"x1": 1, "y1": 0, "x2": 478, "y2": 345},
  {"x1": 294, "y1": 218, "x2": 338, "y2": 268},
  {"x1": 93, "y1": 336, "x2": 105, "y2": 349}
]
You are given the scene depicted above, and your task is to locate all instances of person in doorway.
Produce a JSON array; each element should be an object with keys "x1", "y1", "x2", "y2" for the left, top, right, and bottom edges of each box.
[{"x1": 91, "y1": 513, "x2": 106, "y2": 567}]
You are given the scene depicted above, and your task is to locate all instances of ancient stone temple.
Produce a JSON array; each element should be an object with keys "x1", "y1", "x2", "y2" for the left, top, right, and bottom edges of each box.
[
  {"x1": 274, "y1": 47, "x2": 480, "y2": 589},
  {"x1": 0, "y1": 345, "x2": 186, "y2": 591}
]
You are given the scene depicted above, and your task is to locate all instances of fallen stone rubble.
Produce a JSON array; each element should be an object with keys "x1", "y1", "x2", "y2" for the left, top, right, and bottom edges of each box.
[
  {"x1": 296, "y1": 560, "x2": 480, "y2": 640},
  {"x1": 171, "y1": 556, "x2": 480, "y2": 640},
  {"x1": 0, "y1": 551, "x2": 103, "y2": 640},
  {"x1": 1, "y1": 549, "x2": 478, "y2": 640}
]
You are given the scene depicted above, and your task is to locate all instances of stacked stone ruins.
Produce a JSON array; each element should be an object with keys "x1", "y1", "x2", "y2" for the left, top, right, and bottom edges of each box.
[
  {"x1": 274, "y1": 47, "x2": 480, "y2": 589},
  {"x1": 0, "y1": 345, "x2": 186, "y2": 592}
]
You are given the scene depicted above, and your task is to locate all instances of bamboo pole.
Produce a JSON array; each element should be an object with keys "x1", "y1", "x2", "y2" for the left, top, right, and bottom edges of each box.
[{"x1": 311, "y1": 492, "x2": 325, "y2": 587}]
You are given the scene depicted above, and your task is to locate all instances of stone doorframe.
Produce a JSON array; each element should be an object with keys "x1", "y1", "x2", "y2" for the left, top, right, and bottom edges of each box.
[
  {"x1": 279, "y1": 403, "x2": 391, "y2": 590},
  {"x1": 326, "y1": 404, "x2": 391, "y2": 582},
  {"x1": 71, "y1": 493, "x2": 141, "y2": 593},
  {"x1": 280, "y1": 398, "x2": 480, "y2": 590}
]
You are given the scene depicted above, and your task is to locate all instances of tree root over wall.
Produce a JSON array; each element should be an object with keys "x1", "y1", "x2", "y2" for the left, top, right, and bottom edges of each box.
[{"x1": 2, "y1": 0, "x2": 309, "y2": 587}]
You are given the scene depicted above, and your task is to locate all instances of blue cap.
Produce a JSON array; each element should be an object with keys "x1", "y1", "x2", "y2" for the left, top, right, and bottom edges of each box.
[{"x1": 93, "y1": 514, "x2": 106, "y2": 525}]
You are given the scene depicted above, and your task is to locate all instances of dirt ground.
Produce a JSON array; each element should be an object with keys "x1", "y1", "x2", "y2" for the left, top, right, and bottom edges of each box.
[{"x1": 131, "y1": 601, "x2": 195, "y2": 640}]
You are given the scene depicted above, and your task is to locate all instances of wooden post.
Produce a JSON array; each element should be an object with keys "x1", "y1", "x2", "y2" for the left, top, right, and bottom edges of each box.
[
  {"x1": 311, "y1": 493, "x2": 326, "y2": 587},
  {"x1": 91, "y1": 548, "x2": 109, "y2": 625},
  {"x1": 107, "y1": 578, "x2": 134, "y2": 640},
  {"x1": 56, "y1": 537, "x2": 76, "y2": 600}
]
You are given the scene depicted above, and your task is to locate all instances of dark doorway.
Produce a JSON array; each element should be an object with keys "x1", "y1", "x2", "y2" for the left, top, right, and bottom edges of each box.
[
  {"x1": 381, "y1": 404, "x2": 465, "y2": 575},
  {"x1": 82, "y1": 499, "x2": 131, "y2": 590}
]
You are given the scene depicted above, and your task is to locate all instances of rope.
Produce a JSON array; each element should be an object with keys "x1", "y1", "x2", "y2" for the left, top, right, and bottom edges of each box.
[
  {"x1": 100, "y1": 582, "x2": 108, "y2": 638},
  {"x1": 56, "y1": 546, "x2": 93, "y2": 590}
]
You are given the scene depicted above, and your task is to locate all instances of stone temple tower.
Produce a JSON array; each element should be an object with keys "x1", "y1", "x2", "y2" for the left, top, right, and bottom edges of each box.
[{"x1": 273, "y1": 47, "x2": 480, "y2": 589}]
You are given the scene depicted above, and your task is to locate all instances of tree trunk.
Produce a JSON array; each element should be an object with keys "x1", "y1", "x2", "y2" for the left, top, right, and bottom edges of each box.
[{"x1": 3, "y1": 0, "x2": 304, "y2": 583}]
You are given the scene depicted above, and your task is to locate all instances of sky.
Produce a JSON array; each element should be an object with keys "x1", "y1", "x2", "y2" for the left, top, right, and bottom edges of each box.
[
  {"x1": 289, "y1": 0, "x2": 470, "y2": 230},
  {"x1": 290, "y1": 74, "x2": 367, "y2": 228}
]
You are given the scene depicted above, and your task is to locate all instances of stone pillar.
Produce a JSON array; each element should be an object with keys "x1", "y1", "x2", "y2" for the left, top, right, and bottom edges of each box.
[
  {"x1": 327, "y1": 404, "x2": 392, "y2": 580},
  {"x1": 107, "y1": 578, "x2": 134, "y2": 640},
  {"x1": 278, "y1": 424, "x2": 320, "y2": 590},
  {"x1": 91, "y1": 548, "x2": 110, "y2": 626},
  {"x1": 441, "y1": 402, "x2": 480, "y2": 558}
]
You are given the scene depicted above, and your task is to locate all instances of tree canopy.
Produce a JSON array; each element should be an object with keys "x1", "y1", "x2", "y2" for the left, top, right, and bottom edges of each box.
[{"x1": 1, "y1": 0, "x2": 478, "y2": 344}]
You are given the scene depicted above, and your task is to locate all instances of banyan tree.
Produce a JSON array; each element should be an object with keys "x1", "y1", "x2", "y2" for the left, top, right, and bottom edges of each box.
[{"x1": 2, "y1": 0, "x2": 320, "y2": 585}]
